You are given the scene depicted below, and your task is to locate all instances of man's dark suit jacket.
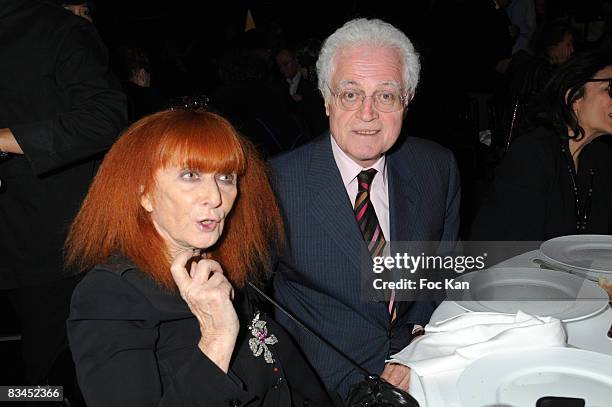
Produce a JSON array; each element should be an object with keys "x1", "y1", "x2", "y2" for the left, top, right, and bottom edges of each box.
[{"x1": 270, "y1": 134, "x2": 461, "y2": 397}]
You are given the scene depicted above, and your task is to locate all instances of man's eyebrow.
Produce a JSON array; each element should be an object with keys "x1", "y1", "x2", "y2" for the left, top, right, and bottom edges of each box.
[
  {"x1": 335, "y1": 80, "x2": 402, "y2": 89},
  {"x1": 336, "y1": 80, "x2": 361, "y2": 88},
  {"x1": 377, "y1": 81, "x2": 402, "y2": 89}
]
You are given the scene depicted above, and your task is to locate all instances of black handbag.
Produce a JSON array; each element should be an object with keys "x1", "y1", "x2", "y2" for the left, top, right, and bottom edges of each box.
[{"x1": 344, "y1": 374, "x2": 419, "y2": 407}]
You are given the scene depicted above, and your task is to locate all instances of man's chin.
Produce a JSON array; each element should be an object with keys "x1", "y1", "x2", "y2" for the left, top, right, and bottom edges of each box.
[{"x1": 349, "y1": 151, "x2": 384, "y2": 167}]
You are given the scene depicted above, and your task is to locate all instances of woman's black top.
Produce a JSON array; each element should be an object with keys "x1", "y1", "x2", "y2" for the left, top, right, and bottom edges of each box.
[
  {"x1": 67, "y1": 256, "x2": 337, "y2": 407},
  {"x1": 470, "y1": 127, "x2": 612, "y2": 241}
]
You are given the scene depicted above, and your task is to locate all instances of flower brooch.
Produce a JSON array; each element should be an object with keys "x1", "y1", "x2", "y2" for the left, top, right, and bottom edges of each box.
[{"x1": 248, "y1": 311, "x2": 278, "y2": 364}]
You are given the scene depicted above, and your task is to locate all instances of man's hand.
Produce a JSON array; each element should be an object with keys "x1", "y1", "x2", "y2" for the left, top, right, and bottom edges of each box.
[
  {"x1": 0, "y1": 128, "x2": 24, "y2": 155},
  {"x1": 380, "y1": 363, "x2": 411, "y2": 391}
]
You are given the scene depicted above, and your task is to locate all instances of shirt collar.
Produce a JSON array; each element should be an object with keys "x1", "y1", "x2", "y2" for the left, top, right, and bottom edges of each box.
[{"x1": 330, "y1": 133, "x2": 387, "y2": 187}]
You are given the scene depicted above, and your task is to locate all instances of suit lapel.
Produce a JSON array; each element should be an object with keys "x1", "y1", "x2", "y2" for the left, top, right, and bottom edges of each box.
[
  {"x1": 306, "y1": 136, "x2": 364, "y2": 271},
  {"x1": 387, "y1": 147, "x2": 424, "y2": 321},
  {"x1": 307, "y1": 137, "x2": 389, "y2": 327},
  {"x1": 388, "y1": 152, "x2": 420, "y2": 243}
]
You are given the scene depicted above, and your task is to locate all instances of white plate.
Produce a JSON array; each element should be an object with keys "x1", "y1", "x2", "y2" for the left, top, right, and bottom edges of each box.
[
  {"x1": 458, "y1": 347, "x2": 612, "y2": 407},
  {"x1": 450, "y1": 268, "x2": 609, "y2": 322},
  {"x1": 540, "y1": 235, "x2": 612, "y2": 274},
  {"x1": 536, "y1": 257, "x2": 612, "y2": 283}
]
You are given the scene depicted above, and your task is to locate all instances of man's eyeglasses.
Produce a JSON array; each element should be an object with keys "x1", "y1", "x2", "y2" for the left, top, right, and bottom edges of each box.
[
  {"x1": 585, "y1": 78, "x2": 612, "y2": 99},
  {"x1": 328, "y1": 87, "x2": 408, "y2": 113}
]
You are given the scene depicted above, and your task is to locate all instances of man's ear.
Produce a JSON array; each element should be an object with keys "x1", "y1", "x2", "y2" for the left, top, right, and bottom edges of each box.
[
  {"x1": 402, "y1": 93, "x2": 414, "y2": 119},
  {"x1": 140, "y1": 187, "x2": 153, "y2": 213},
  {"x1": 321, "y1": 90, "x2": 331, "y2": 116}
]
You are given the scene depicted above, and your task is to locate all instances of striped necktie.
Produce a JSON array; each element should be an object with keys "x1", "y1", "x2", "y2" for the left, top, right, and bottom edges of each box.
[
  {"x1": 354, "y1": 169, "x2": 386, "y2": 258},
  {"x1": 354, "y1": 169, "x2": 395, "y2": 315}
]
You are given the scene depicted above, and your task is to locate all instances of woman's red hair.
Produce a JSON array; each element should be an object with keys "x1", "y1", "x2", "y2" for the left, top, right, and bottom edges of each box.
[{"x1": 65, "y1": 109, "x2": 284, "y2": 289}]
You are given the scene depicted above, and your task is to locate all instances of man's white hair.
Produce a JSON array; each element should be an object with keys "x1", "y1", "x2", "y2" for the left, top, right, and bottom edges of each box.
[{"x1": 316, "y1": 18, "x2": 420, "y2": 101}]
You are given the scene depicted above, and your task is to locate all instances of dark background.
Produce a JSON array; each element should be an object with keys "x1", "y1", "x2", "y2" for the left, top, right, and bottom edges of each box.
[
  {"x1": 92, "y1": 0, "x2": 438, "y2": 97},
  {"x1": 2, "y1": 0, "x2": 611, "y2": 389},
  {"x1": 90, "y1": 0, "x2": 606, "y2": 98}
]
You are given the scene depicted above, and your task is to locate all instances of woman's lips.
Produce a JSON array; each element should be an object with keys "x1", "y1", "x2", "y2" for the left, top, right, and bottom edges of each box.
[{"x1": 196, "y1": 219, "x2": 219, "y2": 232}]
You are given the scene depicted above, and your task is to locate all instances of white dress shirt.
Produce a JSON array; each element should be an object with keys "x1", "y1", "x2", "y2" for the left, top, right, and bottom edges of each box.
[{"x1": 330, "y1": 134, "x2": 390, "y2": 243}]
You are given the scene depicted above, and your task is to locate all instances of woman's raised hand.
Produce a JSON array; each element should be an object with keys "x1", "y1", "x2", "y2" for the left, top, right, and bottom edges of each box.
[{"x1": 171, "y1": 250, "x2": 239, "y2": 373}]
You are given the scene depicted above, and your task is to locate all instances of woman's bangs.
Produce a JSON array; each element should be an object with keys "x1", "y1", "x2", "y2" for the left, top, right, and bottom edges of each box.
[{"x1": 158, "y1": 120, "x2": 246, "y2": 175}]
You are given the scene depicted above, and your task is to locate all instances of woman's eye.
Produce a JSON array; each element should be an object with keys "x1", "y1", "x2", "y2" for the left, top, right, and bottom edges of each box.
[
  {"x1": 180, "y1": 170, "x2": 199, "y2": 181},
  {"x1": 216, "y1": 173, "x2": 237, "y2": 184}
]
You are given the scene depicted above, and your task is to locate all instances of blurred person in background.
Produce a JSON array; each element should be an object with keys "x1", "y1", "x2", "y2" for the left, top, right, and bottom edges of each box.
[
  {"x1": 0, "y1": 0, "x2": 126, "y2": 401},
  {"x1": 471, "y1": 49, "x2": 612, "y2": 242},
  {"x1": 472, "y1": 49, "x2": 612, "y2": 296},
  {"x1": 57, "y1": 0, "x2": 93, "y2": 23},
  {"x1": 113, "y1": 45, "x2": 166, "y2": 122},
  {"x1": 497, "y1": 20, "x2": 575, "y2": 146},
  {"x1": 275, "y1": 47, "x2": 327, "y2": 140},
  {"x1": 506, "y1": 0, "x2": 537, "y2": 54}
]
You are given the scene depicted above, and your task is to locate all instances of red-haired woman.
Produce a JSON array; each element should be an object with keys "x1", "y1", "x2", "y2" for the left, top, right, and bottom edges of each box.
[{"x1": 65, "y1": 109, "x2": 336, "y2": 407}]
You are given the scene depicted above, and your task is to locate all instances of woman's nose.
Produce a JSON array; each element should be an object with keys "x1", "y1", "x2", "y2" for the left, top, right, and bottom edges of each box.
[{"x1": 199, "y1": 176, "x2": 222, "y2": 207}]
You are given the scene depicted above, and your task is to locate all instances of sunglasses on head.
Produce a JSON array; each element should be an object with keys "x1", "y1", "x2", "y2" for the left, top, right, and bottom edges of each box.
[{"x1": 585, "y1": 78, "x2": 612, "y2": 99}]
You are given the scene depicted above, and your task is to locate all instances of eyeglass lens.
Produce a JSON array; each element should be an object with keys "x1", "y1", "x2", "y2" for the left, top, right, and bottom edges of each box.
[{"x1": 337, "y1": 90, "x2": 403, "y2": 112}]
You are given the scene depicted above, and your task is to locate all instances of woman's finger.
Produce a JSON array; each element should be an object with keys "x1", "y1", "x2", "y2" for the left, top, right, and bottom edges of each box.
[
  {"x1": 170, "y1": 250, "x2": 196, "y2": 290},
  {"x1": 191, "y1": 259, "x2": 223, "y2": 284},
  {"x1": 207, "y1": 272, "x2": 234, "y2": 296}
]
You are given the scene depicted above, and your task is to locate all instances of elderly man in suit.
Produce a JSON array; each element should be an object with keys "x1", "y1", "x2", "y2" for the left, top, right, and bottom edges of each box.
[{"x1": 270, "y1": 18, "x2": 461, "y2": 399}]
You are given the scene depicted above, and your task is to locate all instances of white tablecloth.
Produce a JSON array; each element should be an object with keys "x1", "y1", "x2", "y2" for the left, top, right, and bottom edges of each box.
[{"x1": 409, "y1": 249, "x2": 612, "y2": 407}]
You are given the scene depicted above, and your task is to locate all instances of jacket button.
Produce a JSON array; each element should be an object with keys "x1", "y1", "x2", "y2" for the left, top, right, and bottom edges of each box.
[
  {"x1": 228, "y1": 399, "x2": 241, "y2": 407},
  {"x1": 303, "y1": 399, "x2": 310, "y2": 406},
  {"x1": 272, "y1": 377, "x2": 284, "y2": 389}
]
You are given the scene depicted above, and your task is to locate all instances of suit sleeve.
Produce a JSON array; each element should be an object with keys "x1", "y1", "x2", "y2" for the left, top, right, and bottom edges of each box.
[
  {"x1": 10, "y1": 23, "x2": 127, "y2": 176},
  {"x1": 67, "y1": 273, "x2": 255, "y2": 407},
  {"x1": 441, "y1": 149, "x2": 461, "y2": 243}
]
